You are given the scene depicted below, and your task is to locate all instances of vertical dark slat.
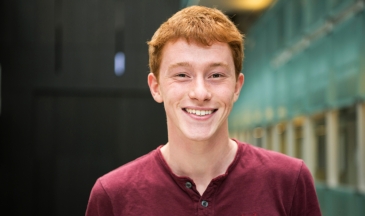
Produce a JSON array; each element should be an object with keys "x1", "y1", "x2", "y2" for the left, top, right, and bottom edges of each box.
[{"x1": 55, "y1": 0, "x2": 62, "y2": 73}]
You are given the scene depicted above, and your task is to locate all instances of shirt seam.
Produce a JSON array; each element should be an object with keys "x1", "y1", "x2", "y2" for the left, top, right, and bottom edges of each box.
[
  {"x1": 288, "y1": 160, "x2": 304, "y2": 216},
  {"x1": 98, "y1": 178, "x2": 115, "y2": 216}
]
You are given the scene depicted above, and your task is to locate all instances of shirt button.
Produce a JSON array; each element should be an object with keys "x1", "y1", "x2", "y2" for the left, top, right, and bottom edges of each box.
[
  {"x1": 185, "y1": 181, "x2": 192, "y2": 189},
  {"x1": 201, "y1": 200, "x2": 208, "y2": 207}
]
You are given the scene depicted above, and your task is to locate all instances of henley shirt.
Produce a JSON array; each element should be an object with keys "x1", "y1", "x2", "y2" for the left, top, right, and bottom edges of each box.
[{"x1": 86, "y1": 140, "x2": 322, "y2": 216}]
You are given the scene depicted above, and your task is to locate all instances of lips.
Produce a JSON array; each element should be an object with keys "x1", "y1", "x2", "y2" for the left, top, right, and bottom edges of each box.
[{"x1": 184, "y1": 108, "x2": 217, "y2": 116}]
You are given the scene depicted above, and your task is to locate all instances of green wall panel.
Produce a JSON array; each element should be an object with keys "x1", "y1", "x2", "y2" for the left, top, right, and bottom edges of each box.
[
  {"x1": 326, "y1": 188, "x2": 353, "y2": 215},
  {"x1": 316, "y1": 185, "x2": 365, "y2": 216},
  {"x1": 307, "y1": 37, "x2": 331, "y2": 113},
  {"x1": 315, "y1": 183, "x2": 327, "y2": 215},
  {"x1": 275, "y1": 65, "x2": 289, "y2": 121},
  {"x1": 328, "y1": 0, "x2": 357, "y2": 16},
  {"x1": 229, "y1": 0, "x2": 365, "y2": 131},
  {"x1": 353, "y1": 193, "x2": 365, "y2": 216},
  {"x1": 286, "y1": 0, "x2": 305, "y2": 45},
  {"x1": 358, "y1": 11, "x2": 365, "y2": 100},
  {"x1": 288, "y1": 52, "x2": 308, "y2": 117},
  {"x1": 303, "y1": 0, "x2": 328, "y2": 33},
  {"x1": 262, "y1": 68, "x2": 275, "y2": 124},
  {"x1": 331, "y1": 14, "x2": 362, "y2": 107},
  {"x1": 283, "y1": 0, "x2": 295, "y2": 46},
  {"x1": 327, "y1": 188, "x2": 364, "y2": 216}
]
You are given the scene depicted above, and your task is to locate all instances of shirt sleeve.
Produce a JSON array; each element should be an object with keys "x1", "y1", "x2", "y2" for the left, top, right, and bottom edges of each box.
[
  {"x1": 85, "y1": 179, "x2": 114, "y2": 216},
  {"x1": 290, "y1": 161, "x2": 322, "y2": 216}
]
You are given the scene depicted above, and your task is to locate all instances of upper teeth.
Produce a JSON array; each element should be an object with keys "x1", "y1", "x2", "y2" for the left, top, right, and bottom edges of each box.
[{"x1": 186, "y1": 109, "x2": 213, "y2": 116}]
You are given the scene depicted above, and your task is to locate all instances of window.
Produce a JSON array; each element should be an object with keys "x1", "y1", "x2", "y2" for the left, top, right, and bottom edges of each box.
[
  {"x1": 338, "y1": 106, "x2": 357, "y2": 186},
  {"x1": 278, "y1": 123, "x2": 287, "y2": 154},
  {"x1": 294, "y1": 117, "x2": 304, "y2": 159},
  {"x1": 266, "y1": 126, "x2": 273, "y2": 150},
  {"x1": 314, "y1": 114, "x2": 326, "y2": 182},
  {"x1": 253, "y1": 127, "x2": 263, "y2": 147}
]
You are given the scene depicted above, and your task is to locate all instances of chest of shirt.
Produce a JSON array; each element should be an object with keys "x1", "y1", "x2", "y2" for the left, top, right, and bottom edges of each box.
[{"x1": 109, "y1": 176, "x2": 291, "y2": 216}]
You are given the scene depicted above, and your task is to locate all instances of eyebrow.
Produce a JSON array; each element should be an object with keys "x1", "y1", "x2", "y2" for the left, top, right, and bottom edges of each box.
[
  {"x1": 208, "y1": 62, "x2": 229, "y2": 69},
  {"x1": 168, "y1": 62, "x2": 229, "y2": 71},
  {"x1": 168, "y1": 62, "x2": 192, "y2": 71}
]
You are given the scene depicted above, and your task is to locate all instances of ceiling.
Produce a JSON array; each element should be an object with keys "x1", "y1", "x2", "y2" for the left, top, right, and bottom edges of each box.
[{"x1": 184, "y1": 0, "x2": 276, "y2": 33}]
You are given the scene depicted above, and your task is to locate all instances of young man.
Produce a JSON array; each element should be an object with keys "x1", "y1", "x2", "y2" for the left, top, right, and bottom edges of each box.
[{"x1": 86, "y1": 6, "x2": 322, "y2": 216}]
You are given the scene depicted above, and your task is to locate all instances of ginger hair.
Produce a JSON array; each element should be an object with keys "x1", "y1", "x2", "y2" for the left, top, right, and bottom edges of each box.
[{"x1": 147, "y1": 5, "x2": 244, "y2": 80}]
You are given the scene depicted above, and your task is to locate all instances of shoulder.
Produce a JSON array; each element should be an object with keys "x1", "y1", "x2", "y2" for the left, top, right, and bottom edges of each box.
[
  {"x1": 97, "y1": 148, "x2": 161, "y2": 191},
  {"x1": 86, "y1": 147, "x2": 169, "y2": 215},
  {"x1": 240, "y1": 141, "x2": 302, "y2": 169},
  {"x1": 235, "y1": 140, "x2": 305, "y2": 182},
  {"x1": 228, "y1": 140, "x2": 321, "y2": 215}
]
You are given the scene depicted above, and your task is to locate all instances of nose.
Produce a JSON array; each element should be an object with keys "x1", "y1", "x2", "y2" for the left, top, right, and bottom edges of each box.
[{"x1": 188, "y1": 77, "x2": 212, "y2": 101}]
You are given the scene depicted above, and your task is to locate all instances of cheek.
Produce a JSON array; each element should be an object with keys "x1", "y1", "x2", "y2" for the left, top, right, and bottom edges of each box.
[
  {"x1": 162, "y1": 85, "x2": 184, "y2": 102},
  {"x1": 215, "y1": 85, "x2": 235, "y2": 98},
  {"x1": 168, "y1": 82, "x2": 186, "y2": 93}
]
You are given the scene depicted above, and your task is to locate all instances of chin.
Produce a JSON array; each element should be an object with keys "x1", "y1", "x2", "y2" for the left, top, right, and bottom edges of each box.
[{"x1": 182, "y1": 131, "x2": 215, "y2": 142}]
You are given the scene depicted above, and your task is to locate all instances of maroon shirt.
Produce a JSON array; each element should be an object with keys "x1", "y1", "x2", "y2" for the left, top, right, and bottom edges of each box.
[{"x1": 86, "y1": 140, "x2": 322, "y2": 216}]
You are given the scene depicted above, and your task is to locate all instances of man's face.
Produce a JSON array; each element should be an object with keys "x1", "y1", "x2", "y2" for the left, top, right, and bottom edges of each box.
[{"x1": 148, "y1": 38, "x2": 244, "y2": 142}]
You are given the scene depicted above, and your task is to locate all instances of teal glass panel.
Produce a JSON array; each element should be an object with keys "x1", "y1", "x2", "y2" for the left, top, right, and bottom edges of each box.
[
  {"x1": 247, "y1": 81, "x2": 257, "y2": 129},
  {"x1": 332, "y1": 15, "x2": 361, "y2": 107},
  {"x1": 315, "y1": 183, "x2": 327, "y2": 215},
  {"x1": 276, "y1": 5, "x2": 286, "y2": 51},
  {"x1": 353, "y1": 192, "x2": 365, "y2": 216},
  {"x1": 275, "y1": 65, "x2": 289, "y2": 121},
  {"x1": 311, "y1": 0, "x2": 327, "y2": 23},
  {"x1": 251, "y1": 70, "x2": 264, "y2": 127},
  {"x1": 284, "y1": 0, "x2": 295, "y2": 45},
  {"x1": 307, "y1": 37, "x2": 330, "y2": 113},
  {"x1": 324, "y1": 187, "x2": 365, "y2": 216},
  {"x1": 267, "y1": 14, "x2": 279, "y2": 56},
  {"x1": 359, "y1": 11, "x2": 365, "y2": 99},
  {"x1": 291, "y1": 0, "x2": 305, "y2": 40},
  {"x1": 287, "y1": 52, "x2": 308, "y2": 118},
  {"x1": 303, "y1": 0, "x2": 328, "y2": 32},
  {"x1": 262, "y1": 67, "x2": 275, "y2": 125},
  {"x1": 328, "y1": 0, "x2": 357, "y2": 16},
  {"x1": 315, "y1": 185, "x2": 365, "y2": 216}
]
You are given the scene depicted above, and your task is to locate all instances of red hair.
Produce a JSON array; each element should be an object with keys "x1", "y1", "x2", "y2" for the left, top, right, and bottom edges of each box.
[{"x1": 148, "y1": 5, "x2": 244, "y2": 80}]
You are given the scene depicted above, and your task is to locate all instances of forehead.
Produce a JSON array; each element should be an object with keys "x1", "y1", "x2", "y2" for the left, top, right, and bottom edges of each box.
[{"x1": 160, "y1": 39, "x2": 233, "y2": 69}]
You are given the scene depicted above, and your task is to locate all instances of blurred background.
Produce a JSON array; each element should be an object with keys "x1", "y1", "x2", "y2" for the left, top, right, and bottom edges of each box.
[{"x1": 0, "y1": 0, "x2": 364, "y2": 215}]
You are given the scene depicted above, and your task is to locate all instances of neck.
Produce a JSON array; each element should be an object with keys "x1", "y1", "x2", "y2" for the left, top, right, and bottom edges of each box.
[{"x1": 160, "y1": 133, "x2": 238, "y2": 195}]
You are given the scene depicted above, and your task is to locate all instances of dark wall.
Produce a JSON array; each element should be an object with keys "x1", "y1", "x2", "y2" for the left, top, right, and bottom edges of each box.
[{"x1": 0, "y1": 0, "x2": 180, "y2": 215}]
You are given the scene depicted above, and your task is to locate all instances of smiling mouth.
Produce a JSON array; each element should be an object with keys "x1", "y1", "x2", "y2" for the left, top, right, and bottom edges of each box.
[{"x1": 183, "y1": 108, "x2": 217, "y2": 116}]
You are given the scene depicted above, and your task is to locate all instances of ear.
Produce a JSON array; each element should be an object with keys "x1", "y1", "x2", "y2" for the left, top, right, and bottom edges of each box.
[
  {"x1": 233, "y1": 73, "x2": 244, "y2": 102},
  {"x1": 148, "y1": 73, "x2": 163, "y2": 103}
]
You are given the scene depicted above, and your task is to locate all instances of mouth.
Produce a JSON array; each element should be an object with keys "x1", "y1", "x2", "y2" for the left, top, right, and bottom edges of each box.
[{"x1": 183, "y1": 108, "x2": 217, "y2": 116}]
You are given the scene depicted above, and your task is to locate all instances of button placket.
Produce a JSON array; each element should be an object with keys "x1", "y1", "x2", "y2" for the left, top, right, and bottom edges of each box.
[
  {"x1": 201, "y1": 200, "x2": 208, "y2": 207},
  {"x1": 185, "y1": 181, "x2": 192, "y2": 189}
]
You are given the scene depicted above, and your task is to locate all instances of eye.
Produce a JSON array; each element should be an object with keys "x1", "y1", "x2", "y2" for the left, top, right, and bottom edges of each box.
[
  {"x1": 175, "y1": 73, "x2": 190, "y2": 78},
  {"x1": 211, "y1": 73, "x2": 223, "y2": 78}
]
